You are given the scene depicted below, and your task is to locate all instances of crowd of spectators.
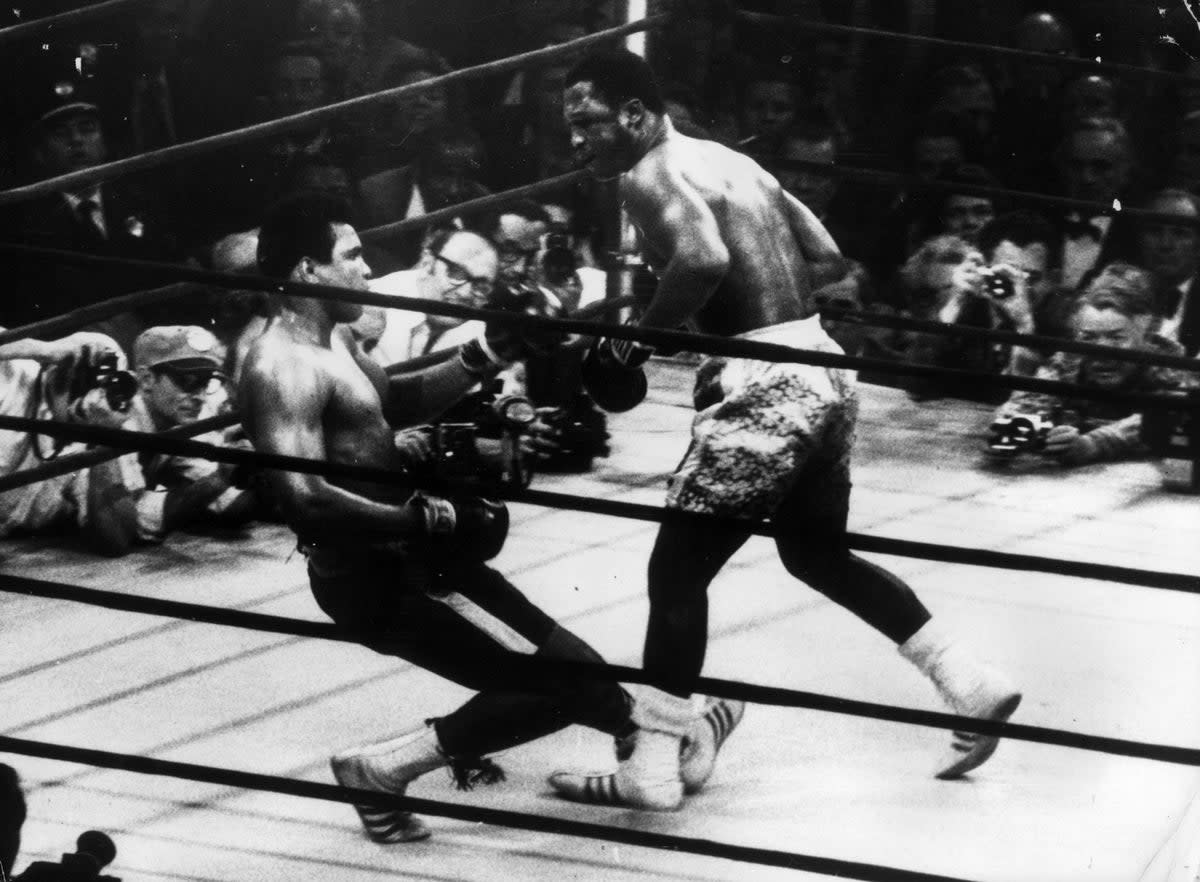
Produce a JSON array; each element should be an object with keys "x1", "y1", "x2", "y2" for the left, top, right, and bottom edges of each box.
[{"x1": 0, "y1": 0, "x2": 1197, "y2": 559}]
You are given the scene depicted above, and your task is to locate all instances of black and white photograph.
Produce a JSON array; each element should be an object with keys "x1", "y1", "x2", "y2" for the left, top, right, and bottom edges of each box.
[{"x1": 0, "y1": 1, "x2": 1199, "y2": 880}]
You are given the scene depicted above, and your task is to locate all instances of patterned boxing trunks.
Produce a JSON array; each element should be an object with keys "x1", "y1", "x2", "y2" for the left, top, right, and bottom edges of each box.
[{"x1": 665, "y1": 316, "x2": 858, "y2": 520}]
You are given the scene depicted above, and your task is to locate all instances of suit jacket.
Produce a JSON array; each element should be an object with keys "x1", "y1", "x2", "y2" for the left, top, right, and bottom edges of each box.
[{"x1": 1, "y1": 183, "x2": 179, "y2": 348}]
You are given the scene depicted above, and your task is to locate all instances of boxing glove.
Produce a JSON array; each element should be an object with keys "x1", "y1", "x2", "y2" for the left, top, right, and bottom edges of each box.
[
  {"x1": 413, "y1": 492, "x2": 509, "y2": 561},
  {"x1": 581, "y1": 335, "x2": 652, "y2": 413}
]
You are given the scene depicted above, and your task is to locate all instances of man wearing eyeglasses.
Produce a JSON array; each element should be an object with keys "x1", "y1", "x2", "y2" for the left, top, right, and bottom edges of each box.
[
  {"x1": 130, "y1": 325, "x2": 256, "y2": 526},
  {"x1": 360, "y1": 227, "x2": 498, "y2": 366}
]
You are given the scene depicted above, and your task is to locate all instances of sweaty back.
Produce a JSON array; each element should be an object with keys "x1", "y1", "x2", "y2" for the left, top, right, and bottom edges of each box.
[{"x1": 627, "y1": 133, "x2": 813, "y2": 335}]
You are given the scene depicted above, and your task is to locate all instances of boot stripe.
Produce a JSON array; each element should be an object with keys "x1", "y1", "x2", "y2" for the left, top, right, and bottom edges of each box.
[
  {"x1": 585, "y1": 775, "x2": 617, "y2": 804},
  {"x1": 708, "y1": 702, "x2": 732, "y2": 746}
]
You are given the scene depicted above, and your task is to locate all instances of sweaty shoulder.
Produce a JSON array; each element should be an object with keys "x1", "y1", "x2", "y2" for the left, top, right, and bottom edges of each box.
[
  {"x1": 627, "y1": 134, "x2": 775, "y2": 206},
  {"x1": 238, "y1": 330, "x2": 329, "y2": 410}
]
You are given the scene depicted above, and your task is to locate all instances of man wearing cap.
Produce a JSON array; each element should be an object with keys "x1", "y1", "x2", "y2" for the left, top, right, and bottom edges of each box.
[
  {"x1": 130, "y1": 326, "x2": 257, "y2": 526},
  {"x1": 0, "y1": 78, "x2": 178, "y2": 349}
]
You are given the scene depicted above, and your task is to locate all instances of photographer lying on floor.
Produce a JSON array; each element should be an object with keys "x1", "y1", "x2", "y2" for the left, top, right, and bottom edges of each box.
[
  {"x1": 987, "y1": 263, "x2": 1195, "y2": 465},
  {"x1": 0, "y1": 331, "x2": 163, "y2": 554}
]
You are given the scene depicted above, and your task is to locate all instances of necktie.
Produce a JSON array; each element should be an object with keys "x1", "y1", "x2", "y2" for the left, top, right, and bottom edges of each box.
[{"x1": 77, "y1": 198, "x2": 106, "y2": 240}]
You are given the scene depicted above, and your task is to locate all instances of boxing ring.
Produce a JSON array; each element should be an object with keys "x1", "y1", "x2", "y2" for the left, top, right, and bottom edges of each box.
[{"x1": 1, "y1": 5, "x2": 1200, "y2": 882}]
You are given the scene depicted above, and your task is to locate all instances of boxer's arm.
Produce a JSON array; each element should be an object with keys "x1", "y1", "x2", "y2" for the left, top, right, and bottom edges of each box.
[
  {"x1": 781, "y1": 189, "x2": 847, "y2": 289},
  {"x1": 239, "y1": 353, "x2": 424, "y2": 537},
  {"x1": 626, "y1": 169, "x2": 730, "y2": 330},
  {"x1": 334, "y1": 324, "x2": 478, "y2": 427},
  {"x1": 384, "y1": 358, "x2": 484, "y2": 426}
]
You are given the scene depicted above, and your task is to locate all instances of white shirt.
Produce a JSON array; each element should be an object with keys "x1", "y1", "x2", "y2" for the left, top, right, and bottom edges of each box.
[
  {"x1": 1160, "y1": 276, "x2": 1193, "y2": 343},
  {"x1": 1062, "y1": 215, "x2": 1112, "y2": 289},
  {"x1": 62, "y1": 188, "x2": 107, "y2": 238},
  {"x1": 366, "y1": 270, "x2": 483, "y2": 367}
]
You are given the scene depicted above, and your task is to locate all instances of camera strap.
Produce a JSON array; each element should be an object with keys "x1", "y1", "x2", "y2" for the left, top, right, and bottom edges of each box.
[{"x1": 30, "y1": 367, "x2": 69, "y2": 462}]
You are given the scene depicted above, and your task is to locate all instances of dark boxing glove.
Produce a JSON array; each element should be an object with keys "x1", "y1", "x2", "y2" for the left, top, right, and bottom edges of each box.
[
  {"x1": 581, "y1": 331, "x2": 653, "y2": 413},
  {"x1": 413, "y1": 492, "x2": 509, "y2": 561},
  {"x1": 458, "y1": 284, "x2": 568, "y2": 378}
]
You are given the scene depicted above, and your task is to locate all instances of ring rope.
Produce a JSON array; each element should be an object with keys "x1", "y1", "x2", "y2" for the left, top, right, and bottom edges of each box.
[
  {"x1": 736, "y1": 11, "x2": 1198, "y2": 84},
  {"x1": 0, "y1": 15, "x2": 668, "y2": 208},
  {"x1": 0, "y1": 411, "x2": 237, "y2": 494},
  {"x1": 0, "y1": 0, "x2": 148, "y2": 47},
  {"x1": 762, "y1": 155, "x2": 1200, "y2": 231},
  {"x1": 0, "y1": 280, "x2": 196, "y2": 350},
  {"x1": 0, "y1": 732, "x2": 983, "y2": 882},
  {"x1": 0, "y1": 244, "x2": 1190, "y2": 412},
  {"x1": 360, "y1": 170, "x2": 590, "y2": 244},
  {"x1": 3, "y1": 572, "x2": 1199, "y2": 767},
  {"x1": 2, "y1": 413, "x2": 1196, "y2": 596}
]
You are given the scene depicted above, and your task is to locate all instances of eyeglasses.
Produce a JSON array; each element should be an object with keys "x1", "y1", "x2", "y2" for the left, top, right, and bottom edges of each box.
[
  {"x1": 157, "y1": 367, "x2": 224, "y2": 395},
  {"x1": 496, "y1": 244, "x2": 538, "y2": 266},
  {"x1": 434, "y1": 254, "x2": 494, "y2": 299}
]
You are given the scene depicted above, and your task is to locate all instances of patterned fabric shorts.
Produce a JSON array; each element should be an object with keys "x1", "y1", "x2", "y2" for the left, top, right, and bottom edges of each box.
[{"x1": 665, "y1": 317, "x2": 858, "y2": 520}]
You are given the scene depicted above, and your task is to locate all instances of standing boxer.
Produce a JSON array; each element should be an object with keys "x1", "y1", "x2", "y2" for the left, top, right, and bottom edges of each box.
[{"x1": 551, "y1": 49, "x2": 1021, "y2": 811}]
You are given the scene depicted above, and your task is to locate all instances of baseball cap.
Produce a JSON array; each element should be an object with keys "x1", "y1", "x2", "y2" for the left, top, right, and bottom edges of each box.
[
  {"x1": 133, "y1": 326, "x2": 226, "y2": 371},
  {"x1": 30, "y1": 78, "x2": 100, "y2": 128}
]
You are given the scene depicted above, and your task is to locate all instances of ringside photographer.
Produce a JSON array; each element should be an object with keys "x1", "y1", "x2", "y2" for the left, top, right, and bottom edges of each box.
[
  {"x1": 897, "y1": 234, "x2": 1034, "y2": 402},
  {"x1": 0, "y1": 331, "x2": 165, "y2": 555},
  {"x1": 987, "y1": 263, "x2": 1195, "y2": 466},
  {"x1": 129, "y1": 325, "x2": 259, "y2": 527}
]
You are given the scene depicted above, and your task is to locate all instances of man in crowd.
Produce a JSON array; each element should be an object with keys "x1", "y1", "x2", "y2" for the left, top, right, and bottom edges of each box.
[
  {"x1": 485, "y1": 200, "x2": 611, "y2": 471},
  {"x1": 1137, "y1": 189, "x2": 1200, "y2": 357},
  {"x1": 991, "y1": 263, "x2": 1192, "y2": 466},
  {"x1": 130, "y1": 325, "x2": 257, "y2": 526},
  {"x1": 975, "y1": 210, "x2": 1069, "y2": 376},
  {"x1": 1053, "y1": 116, "x2": 1139, "y2": 289},
  {"x1": 738, "y1": 67, "x2": 797, "y2": 148},
  {"x1": 552, "y1": 48, "x2": 1020, "y2": 812},
  {"x1": 237, "y1": 192, "x2": 741, "y2": 842},
  {"x1": 356, "y1": 226, "x2": 496, "y2": 366},
  {"x1": 489, "y1": 200, "x2": 552, "y2": 289},
  {"x1": 0, "y1": 79, "x2": 178, "y2": 347},
  {"x1": 893, "y1": 233, "x2": 1028, "y2": 402}
]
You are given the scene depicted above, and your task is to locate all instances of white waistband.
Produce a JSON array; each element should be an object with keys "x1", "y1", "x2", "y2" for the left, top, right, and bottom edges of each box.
[{"x1": 733, "y1": 315, "x2": 826, "y2": 345}]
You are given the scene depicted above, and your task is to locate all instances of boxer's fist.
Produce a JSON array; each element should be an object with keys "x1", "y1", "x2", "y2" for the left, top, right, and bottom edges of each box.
[
  {"x1": 413, "y1": 492, "x2": 509, "y2": 561},
  {"x1": 582, "y1": 336, "x2": 649, "y2": 413}
]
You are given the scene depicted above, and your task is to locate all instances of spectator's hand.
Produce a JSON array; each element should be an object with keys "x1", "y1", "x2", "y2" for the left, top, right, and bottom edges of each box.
[
  {"x1": 1042, "y1": 424, "x2": 1099, "y2": 463},
  {"x1": 520, "y1": 408, "x2": 565, "y2": 461},
  {"x1": 73, "y1": 387, "x2": 128, "y2": 429},
  {"x1": 41, "y1": 332, "x2": 122, "y2": 368},
  {"x1": 394, "y1": 426, "x2": 435, "y2": 468},
  {"x1": 985, "y1": 263, "x2": 1035, "y2": 333}
]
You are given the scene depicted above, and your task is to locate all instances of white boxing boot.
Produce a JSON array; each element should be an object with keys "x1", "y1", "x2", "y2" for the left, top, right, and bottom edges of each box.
[
  {"x1": 549, "y1": 687, "x2": 696, "y2": 811},
  {"x1": 330, "y1": 726, "x2": 444, "y2": 843},
  {"x1": 679, "y1": 696, "x2": 746, "y2": 794},
  {"x1": 899, "y1": 619, "x2": 1023, "y2": 779}
]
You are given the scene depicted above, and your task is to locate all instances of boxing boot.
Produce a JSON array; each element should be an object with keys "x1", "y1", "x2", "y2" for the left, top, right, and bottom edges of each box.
[
  {"x1": 549, "y1": 688, "x2": 694, "y2": 810},
  {"x1": 329, "y1": 726, "x2": 444, "y2": 842},
  {"x1": 898, "y1": 619, "x2": 1023, "y2": 779},
  {"x1": 679, "y1": 696, "x2": 746, "y2": 794}
]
